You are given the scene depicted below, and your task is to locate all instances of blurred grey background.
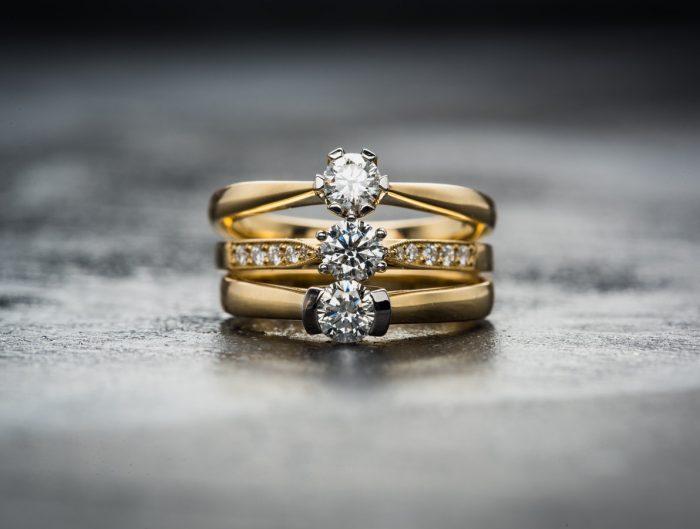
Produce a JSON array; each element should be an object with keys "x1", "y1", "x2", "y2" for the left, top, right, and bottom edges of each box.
[{"x1": 1, "y1": 3, "x2": 700, "y2": 528}]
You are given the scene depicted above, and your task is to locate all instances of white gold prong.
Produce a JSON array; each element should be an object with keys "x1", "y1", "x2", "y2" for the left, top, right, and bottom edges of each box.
[
  {"x1": 359, "y1": 204, "x2": 375, "y2": 216},
  {"x1": 314, "y1": 175, "x2": 325, "y2": 191},
  {"x1": 316, "y1": 230, "x2": 328, "y2": 241},
  {"x1": 376, "y1": 261, "x2": 388, "y2": 273},
  {"x1": 319, "y1": 148, "x2": 388, "y2": 219},
  {"x1": 327, "y1": 147, "x2": 345, "y2": 164},
  {"x1": 379, "y1": 175, "x2": 389, "y2": 191},
  {"x1": 375, "y1": 227, "x2": 387, "y2": 239},
  {"x1": 361, "y1": 148, "x2": 377, "y2": 162},
  {"x1": 318, "y1": 263, "x2": 330, "y2": 274}
]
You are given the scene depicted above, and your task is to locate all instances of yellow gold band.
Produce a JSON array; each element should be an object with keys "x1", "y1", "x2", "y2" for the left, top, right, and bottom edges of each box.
[
  {"x1": 209, "y1": 181, "x2": 496, "y2": 240},
  {"x1": 221, "y1": 271, "x2": 493, "y2": 324}
]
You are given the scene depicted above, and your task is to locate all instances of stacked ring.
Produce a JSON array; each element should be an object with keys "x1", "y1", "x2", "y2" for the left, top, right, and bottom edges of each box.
[{"x1": 208, "y1": 147, "x2": 496, "y2": 343}]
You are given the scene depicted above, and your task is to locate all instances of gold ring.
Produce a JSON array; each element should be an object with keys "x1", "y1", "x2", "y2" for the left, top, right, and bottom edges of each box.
[
  {"x1": 221, "y1": 273, "x2": 493, "y2": 342},
  {"x1": 216, "y1": 239, "x2": 492, "y2": 273},
  {"x1": 209, "y1": 147, "x2": 495, "y2": 240},
  {"x1": 209, "y1": 147, "x2": 496, "y2": 343}
]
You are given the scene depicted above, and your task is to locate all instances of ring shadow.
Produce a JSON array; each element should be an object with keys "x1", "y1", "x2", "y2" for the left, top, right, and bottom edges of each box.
[{"x1": 217, "y1": 318, "x2": 498, "y2": 384}]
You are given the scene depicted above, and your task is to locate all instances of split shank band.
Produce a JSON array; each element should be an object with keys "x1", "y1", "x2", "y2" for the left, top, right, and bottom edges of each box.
[
  {"x1": 208, "y1": 148, "x2": 496, "y2": 342},
  {"x1": 209, "y1": 181, "x2": 495, "y2": 240}
]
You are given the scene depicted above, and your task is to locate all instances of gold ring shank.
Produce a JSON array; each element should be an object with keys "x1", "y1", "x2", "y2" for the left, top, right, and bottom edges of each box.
[
  {"x1": 209, "y1": 181, "x2": 496, "y2": 240},
  {"x1": 216, "y1": 239, "x2": 493, "y2": 272},
  {"x1": 221, "y1": 271, "x2": 494, "y2": 324}
]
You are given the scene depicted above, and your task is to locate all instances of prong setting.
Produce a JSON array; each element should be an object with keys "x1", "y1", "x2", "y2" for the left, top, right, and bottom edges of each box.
[
  {"x1": 361, "y1": 148, "x2": 377, "y2": 162},
  {"x1": 316, "y1": 148, "x2": 388, "y2": 218},
  {"x1": 316, "y1": 230, "x2": 328, "y2": 241},
  {"x1": 359, "y1": 204, "x2": 376, "y2": 216},
  {"x1": 326, "y1": 147, "x2": 345, "y2": 164}
]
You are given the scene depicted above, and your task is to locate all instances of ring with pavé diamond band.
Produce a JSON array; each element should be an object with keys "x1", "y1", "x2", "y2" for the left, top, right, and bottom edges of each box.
[
  {"x1": 209, "y1": 147, "x2": 496, "y2": 343},
  {"x1": 216, "y1": 239, "x2": 492, "y2": 278}
]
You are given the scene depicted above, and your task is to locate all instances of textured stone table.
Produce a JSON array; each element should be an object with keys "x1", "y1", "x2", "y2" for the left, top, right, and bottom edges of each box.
[{"x1": 1, "y1": 31, "x2": 700, "y2": 528}]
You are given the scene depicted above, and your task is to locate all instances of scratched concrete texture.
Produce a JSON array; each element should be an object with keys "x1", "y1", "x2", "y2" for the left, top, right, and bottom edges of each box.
[{"x1": 1, "y1": 30, "x2": 700, "y2": 529}]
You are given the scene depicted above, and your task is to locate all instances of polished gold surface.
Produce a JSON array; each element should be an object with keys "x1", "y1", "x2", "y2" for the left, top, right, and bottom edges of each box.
[
  {"x1": 221, "y1": 272, "x2": 494, "y2": 324},
  {"x1": 209, "y1": 181, "x2": 496, "y2": 240},
  {"x1": 229, "y1": 269, "x2": 486, "y2": 288},
  {"x1": 216, "y1": 239, "x2": 492, "y2": 272}
]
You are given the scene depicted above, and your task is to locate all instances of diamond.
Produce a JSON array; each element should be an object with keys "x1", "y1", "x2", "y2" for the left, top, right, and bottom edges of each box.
[
  {"x1": 251, "y1": 245, "x2": 265, "y2": 266},
  {"x1": 404, "y1": 243, "x2": 419, "y2": 262},
  {"x1": 317, "y1": 152, "x2": 387, "y2": 217},
  {"x1": 235, "y1": 245, "x2": 248, "y2": 266},
  {"x1": 268, "y1": 245, "x2": 281, "y2": 266},
  {"x1": 422, "y1": 244, "x2": 439, "y2": 266},
  {"x1": 316, "y1": 280, "x2": 375, "y2": 343},
  {"x1": 285, "y1": 245, "x2": 300, "y2": 264},
  {"x1": 459, "y1": 245, "x2": 471, "y2": 266},
  {"x1": 319, "y1": 220, "x2": 385, "y2": 281},
  {"x1": 441, "y1": 245, "x2": 456, "y2": 266}
]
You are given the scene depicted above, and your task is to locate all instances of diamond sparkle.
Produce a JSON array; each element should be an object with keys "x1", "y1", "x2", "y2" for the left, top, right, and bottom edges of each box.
[
  {"x1": 319, "y1": 219, "x2": 385, "y2": 281},
  {"x1": 316, "y1": 151, "x2": 387, "y2": 217},
  {"x1": 316, "y1": 280, "x2": 375, "y2": 343}
]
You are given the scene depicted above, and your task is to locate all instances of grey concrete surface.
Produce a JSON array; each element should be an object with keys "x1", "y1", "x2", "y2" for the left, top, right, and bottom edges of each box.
[{"x1": 1, "y1": 31, "x2": 700, "y2": 529}]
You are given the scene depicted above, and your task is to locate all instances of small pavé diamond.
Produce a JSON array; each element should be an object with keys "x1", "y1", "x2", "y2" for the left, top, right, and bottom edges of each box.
[
  {"x1": 268, "y1": 245, "x2": 281, "y2": 266},
  {"x1": 404, "y1": 243, "x2": 419, "y2": 262},
  {"x1": 251, "y1": 245, "x2": 265, "y2": 266},
  {"x1": 459, "y1": 245, "x2": 471, "y2": 266},
  {"x1": 235, "y1": 245, "x2": 248, "y2": 266},
  {"x1": 422, "y1": 244, "x2": 439, "y2": 266},
  {"x1": 316, "y1": 280, "x2": 375, "y2": 343},
  {"x1": 285, "y1": 245, "x2": 300, "y2": 264},
  {"x1": 441, "y1": 245, "x2": 456, "y2": 266}
]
